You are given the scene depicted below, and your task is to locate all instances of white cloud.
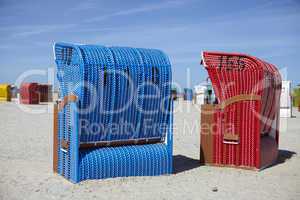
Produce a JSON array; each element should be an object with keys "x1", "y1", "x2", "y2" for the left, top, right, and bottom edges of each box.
[
  {"x1": 2, "y1": 24, "x2": 76, "y2": 38},
  {"x1": 86, "y1": 0, "x2": 191, "y2": 22}
]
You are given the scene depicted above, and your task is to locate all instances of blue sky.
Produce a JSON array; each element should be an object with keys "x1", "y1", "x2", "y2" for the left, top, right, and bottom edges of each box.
[{"x1": 0, "y1": 0, "x2": 300, "y2": 88}]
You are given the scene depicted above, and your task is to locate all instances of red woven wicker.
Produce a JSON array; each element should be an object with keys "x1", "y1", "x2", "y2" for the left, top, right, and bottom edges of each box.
[
  {"x1": 20, "y1": 83, "x2": 39, "y2": 104},
  {"x1": 200, "y1": 51, "x2": 282, "y2": 170}
]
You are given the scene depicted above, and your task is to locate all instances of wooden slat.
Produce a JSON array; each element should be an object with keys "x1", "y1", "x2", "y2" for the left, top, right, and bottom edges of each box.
[
  {"x1": 79, "y1": 138, "x2": 162, "y2": 149},
  {"x1": 200, "y1": 104, "x2": 215, "y2": 164},
  {"x1": 216, "y1": 94, "x2": 261, "y2": 110}
]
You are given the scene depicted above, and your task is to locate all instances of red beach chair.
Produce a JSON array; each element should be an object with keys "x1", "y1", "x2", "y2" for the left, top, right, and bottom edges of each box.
[
  {"x1": 38, "y1": 84, "x2": 53, "y2": 102},
  {"x1": 20, "y1": 83, "x2": 39, "y2": 104},
  {"x1": 200, "y1": 51, "x2": 282, "y2": 170}
]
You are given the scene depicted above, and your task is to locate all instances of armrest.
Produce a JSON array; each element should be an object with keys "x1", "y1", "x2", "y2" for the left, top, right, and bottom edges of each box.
[
  {"x1": 57, "y1": 94, "x2": 78, "y2": 151},
  {"x1": 216, "y1": 94, "x2": 261, "y2": 110},
  {"x1": 58, "y1": 94, "x2": 78, "y2": 111}
]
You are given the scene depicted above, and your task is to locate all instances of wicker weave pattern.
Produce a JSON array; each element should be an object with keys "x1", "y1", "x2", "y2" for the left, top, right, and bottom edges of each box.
[
  {"x1": 202, "y1": 51, "x2": 281, "y2": 169},
  {"x1": 79, "y1": 143, "x2": 171, "y2": 180},
  {"x1": 54, "y1": 43, "x2": 173, "y2": 183}
]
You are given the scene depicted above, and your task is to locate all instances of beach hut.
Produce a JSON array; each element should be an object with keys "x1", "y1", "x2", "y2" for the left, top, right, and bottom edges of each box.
[
  {"x1": 20, "y1": 83, "x2": 39, "y2": 104},
  {"x1": 194, "y1": 84, "x2": 214, "y2": 105},
  {"x1": 194, "y1": 85, "x2": 206, "y2": 105},
  {"x1": 0, "y1": 84, "x2": 11, "y2": 101},
  {"x1": 53, "y1": 43, "x2": 173, "y2": 183},
  {"x1": 38, "y1": 84, "x2": 53, "y2": 102},
  {"x1": 280, "y1": 81, "x2": 292, "y2": 117},
  {"x1": 200, "y1": 51, "x2": 281, "y2": 170}
]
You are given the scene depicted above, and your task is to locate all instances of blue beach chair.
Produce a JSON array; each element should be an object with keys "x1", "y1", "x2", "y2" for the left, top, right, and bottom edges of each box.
[{"x1": 53, "y1": 43, "x2": 173, "y2": 183}]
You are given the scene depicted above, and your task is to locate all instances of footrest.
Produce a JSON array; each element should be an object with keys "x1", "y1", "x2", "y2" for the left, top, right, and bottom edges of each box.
[{"x1": 79, "y1": 143, "x2": 172, "y2": 181}]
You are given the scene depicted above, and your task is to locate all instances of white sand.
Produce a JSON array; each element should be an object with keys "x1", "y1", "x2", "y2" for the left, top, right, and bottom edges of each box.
[{"x1": 0, "y1": 100, "x2": 299, "y2": 200}]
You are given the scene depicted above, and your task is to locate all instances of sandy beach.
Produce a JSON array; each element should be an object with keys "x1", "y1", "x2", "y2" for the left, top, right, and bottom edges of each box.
[{"x1": 0, "y1": 100, "x2": 299, "y2": 200}]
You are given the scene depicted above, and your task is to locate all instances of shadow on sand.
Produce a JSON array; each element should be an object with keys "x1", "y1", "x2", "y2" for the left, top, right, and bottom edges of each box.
[
  {"x1": 173, "y1": 155, "x2": 200, "y2": 174},
  {"x1": 262, "y1": 149, "x2": 296, "y2": 170},
  {"x1": 173, "y1": 150, "x2": 296, "y2": 173},
  {"x1": 277, "y1": 149, "x2": 297, "y2": 164}
]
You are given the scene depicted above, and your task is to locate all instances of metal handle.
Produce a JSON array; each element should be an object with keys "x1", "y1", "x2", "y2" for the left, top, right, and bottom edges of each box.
[{"x1": 223, "y1": 133, "x2": 239, "y2": 144}]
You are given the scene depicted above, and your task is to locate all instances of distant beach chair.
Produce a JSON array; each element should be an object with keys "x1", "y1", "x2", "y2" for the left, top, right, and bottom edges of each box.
[
  {"x1": 200, "y1": 51, "x2": 281, "y2": 170},
  {"x1": 0, "y1": 84, "x2": 11, "y2": 102},
  {"x1": 53, "y1": 43, "x2": 173, "y2": 183},
  {"x1": 20, "y1": 83, "x2": 39, "y2": 104},
  {"x1": 38, "y1": 84, "x2": 53, "y2": 102},
  {"x1": 183, "y1": 88, "x2": 193, "y2": 101}
]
